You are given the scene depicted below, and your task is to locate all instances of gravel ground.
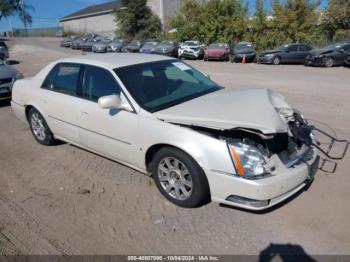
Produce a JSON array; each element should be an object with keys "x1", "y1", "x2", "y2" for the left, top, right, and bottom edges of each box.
[{"x1": 0, "y1": 37, "x2": 350, "y2": 256}]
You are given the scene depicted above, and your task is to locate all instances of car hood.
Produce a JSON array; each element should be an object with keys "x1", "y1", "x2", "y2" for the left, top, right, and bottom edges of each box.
[
  {"x1": 0, "y1": 64, "x2": 17, "y2": 78},
  {"x1": 154, "y1": 88, "x2": 293, "y2": 134},
  {"x1": 261, "y1": 49, "x2": 280, "y2": 55},
  {"x1": 310, "y1": 48, "x2": 335, "y2": 56}
]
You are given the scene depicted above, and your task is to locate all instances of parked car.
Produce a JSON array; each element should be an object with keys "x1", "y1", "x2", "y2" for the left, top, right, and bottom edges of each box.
[
  {"x1": 71, "y1": 38, "x2": 85, "y2": 50},
  {"x1": 0, "y1": 60, "x2": 23, "y2": 101},
  {"x1": 345, "y1": 53, "x2": 350, "y2": 67},
  {"x1": 139, "y1": 41, "x2": 160, "y2": 54},
  {"x1": 61, "y1": 36, "x2": 79, "y2": 48},
  {"x1": 178, "y1": 41, "x2": 204, "y2": 60},
  {"x1": 231, "y1": 42, "x2": 256, "y2": 63},
  {"x1": 0, "y1": 41, "x2": 10, "y2": 60},
  {"x1": 81, "y1": 38, "x2": 103, "y2": 52},
  {"x1": 204, "y1": 43, "x2": 230, "y2": 61},
  {"x1": 304, "y1": 41, "x2": 350, "y2": 67},
  {"x1": 258, "y1": 43, "x2": 313, "y2": 65},
  {"x1": 123, "y1": 40, "x2": 144, "y2": 53},
  {"x1": 12, "y1": 53, "x2": 344, "y2": 210},
  {"x1": 107, "y1": 39, "x2": 129, "y2": 52},
  {"x1": 153, "y1": 41, "x2": 179, "y2": 57},
  {"x1": 92, "y1": 38, "x2": 112, "y2": 53}
]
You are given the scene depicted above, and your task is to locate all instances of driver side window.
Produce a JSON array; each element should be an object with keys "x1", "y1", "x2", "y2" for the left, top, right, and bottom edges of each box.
[{"x1": 82, "y1": 66, "x2": 121, "y2": 102}]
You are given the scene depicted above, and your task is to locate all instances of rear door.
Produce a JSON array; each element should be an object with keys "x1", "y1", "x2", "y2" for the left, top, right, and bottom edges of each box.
[{"x1": 40, "y1": 63, "x2": 82, "y2": 143}]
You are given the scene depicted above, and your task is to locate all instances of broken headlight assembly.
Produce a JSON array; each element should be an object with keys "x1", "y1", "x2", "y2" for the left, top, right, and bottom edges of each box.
[{"x1": 228, "y1": 142, "x2": 269, "y2": 179}]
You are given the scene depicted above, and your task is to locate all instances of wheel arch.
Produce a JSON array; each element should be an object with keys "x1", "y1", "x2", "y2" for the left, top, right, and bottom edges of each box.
[
  {"x1": 145, "y1": 143, "x2": 204, "y2": 174},
  {"x1": 24, "y1": 103, "x2": 47, "y2": 123}
]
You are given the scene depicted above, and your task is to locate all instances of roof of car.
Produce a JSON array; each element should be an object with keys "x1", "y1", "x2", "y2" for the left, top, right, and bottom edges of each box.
[{"x1": 57, "y1": 53, "x2": 174, "y2": 69}]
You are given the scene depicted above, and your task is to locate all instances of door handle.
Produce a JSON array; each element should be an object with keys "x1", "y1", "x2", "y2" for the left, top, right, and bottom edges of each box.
[{"x1": 81, "y1": 111, "x2": 90, "y2": 117}]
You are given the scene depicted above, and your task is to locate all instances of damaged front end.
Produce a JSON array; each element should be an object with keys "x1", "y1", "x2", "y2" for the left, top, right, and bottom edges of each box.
[{"x1": 183, "y1": 109, "x2": 348, "y2": 181}]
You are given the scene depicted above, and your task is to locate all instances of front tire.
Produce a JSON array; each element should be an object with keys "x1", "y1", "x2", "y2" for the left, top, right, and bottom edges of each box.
[
  {"x1": 273, "y1": 56, "x2": 281, "y2": 65},
  {"x1": 323, "y1": 57, "x2": 335, "y2": 68},
  {"x1": 151, "y1": 147, "x2": 210, "y2": 208},
  {"x1": 28, "y1": 108, "x2": 56, "y2": 146}
]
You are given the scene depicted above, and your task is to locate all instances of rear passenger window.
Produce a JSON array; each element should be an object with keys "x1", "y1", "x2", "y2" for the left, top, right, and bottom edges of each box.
[
  {"x1": 42, "y1": 65, "x2": 59, "y2": 89},
  {"x1": 54, "y1": 64, "x2": 80, "y2": 95},
  {"x1": 82, "y1": 66, "x2": 121, "y2": 102},
  {"x1": 288, "y1": 45, "x2": 298, "y2": 52},
  {"x1": 300, "y1": 45, "x2": 311, "y2": 51}
]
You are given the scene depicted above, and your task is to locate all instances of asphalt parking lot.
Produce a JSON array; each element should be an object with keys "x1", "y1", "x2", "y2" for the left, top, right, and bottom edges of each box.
[{"x1": 1, "y1": 37, "x2": 350, "y2": 256}]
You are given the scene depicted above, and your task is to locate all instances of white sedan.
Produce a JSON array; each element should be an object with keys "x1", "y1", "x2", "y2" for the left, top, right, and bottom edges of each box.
[{"x1": 11, "y1": 53, "x2": 321, "y2": 210}]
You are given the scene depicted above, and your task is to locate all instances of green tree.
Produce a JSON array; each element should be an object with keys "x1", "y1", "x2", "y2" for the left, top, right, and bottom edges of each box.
[
  {"x1": 0, "y1": 0, "x2": 33, "y2": 28},
  {"x1": 114, "y1": 0, "x2": 162, "y2": 39},
  {"x1": 246, "y1": 0, "x2": 273, "y2": 51},
  {"x1": 322, "y1": 0, "x2": 350, "y2": 41},
  {"x1": 169, "y1": 0, "x2": 248, "y2": 44},
  {"x1": 271, "y1": 0, "x2": 321, "y2": 45}
]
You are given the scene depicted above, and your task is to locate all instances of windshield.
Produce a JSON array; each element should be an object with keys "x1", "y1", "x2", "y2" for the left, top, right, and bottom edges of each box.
[
  {"x1": 129, "y1": 41, "x2": 141, "y2": 46},
  {"x1": 114, "y1": 60, "x2": 220, "y2": 113},
  {"x1": 235, "y1": 43, "x2": 253, "y2": 50},
  {"x1": 208, "y1": 43, "x2": 227, "y2": 49},
  {"x1": 324, "y1": 43, "x2": 344, "y2": 51},
  {"x1": 143, "y1": 42, "x2": 159, "y2": 48},
  {"x1": 158, "y1": 41, "x2": 174, "y2": 48},
  {"x1": 275, "y1": 45, "x2": 289, "y2": 51},
  {"x1": 183, "y1": 41, "x2": 198, "y2": 46}
]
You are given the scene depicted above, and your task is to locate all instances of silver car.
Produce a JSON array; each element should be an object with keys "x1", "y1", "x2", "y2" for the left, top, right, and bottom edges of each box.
[{"x1": 92, "y1": 39, "x2": 112, "y2": 53}]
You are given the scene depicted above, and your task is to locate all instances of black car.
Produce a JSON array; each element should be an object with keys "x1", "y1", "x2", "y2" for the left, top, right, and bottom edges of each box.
[
  {"x1": 231, "y1": 42, "x2": 256, "y2": 63},
  {"x1": 123, "y1": 40, "x2": 144, "y2": 53},
  {"x1": 0, "y1": 41, "x2": 9, "y2": 60},
  {"x1": 258, "y1": 43, "x2": 313, "y2": 65},
  {"x1": 305, "y1": 41, "x2": 350, "y2": 67},
  {"x1": 345, "y1": 53, "x2": 350, "y2": 67},
  {"x1": 153, "y1": 41, "x2": 179, "y2": 57}
]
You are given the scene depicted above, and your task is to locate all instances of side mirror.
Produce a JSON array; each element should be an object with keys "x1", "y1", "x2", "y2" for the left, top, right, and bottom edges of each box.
[
  {"x1": 98, "y1": 94, "x2": 133, "y2": 112},
  {"x1": 339, "y1": 48, "x2": 345, "y2": 53}
]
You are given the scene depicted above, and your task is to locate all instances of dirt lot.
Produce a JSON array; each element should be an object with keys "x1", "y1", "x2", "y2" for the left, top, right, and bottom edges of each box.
[{"x1": 0, "y1": 37, "x2": 350, "y2": 256}]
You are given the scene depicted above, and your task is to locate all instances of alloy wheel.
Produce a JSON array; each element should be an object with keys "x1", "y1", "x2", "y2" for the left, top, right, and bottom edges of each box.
[
  {"x1": 31, "y1": 112, "x2": 46, "y2": 141},
  {"x1": 157, "y1": 157, "x2": 193, "y2": 201}
]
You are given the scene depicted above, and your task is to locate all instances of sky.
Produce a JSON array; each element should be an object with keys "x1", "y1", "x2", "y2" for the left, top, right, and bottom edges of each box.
[{"x1": 0, "y1": 0, "x2": 329, "y2": 33}]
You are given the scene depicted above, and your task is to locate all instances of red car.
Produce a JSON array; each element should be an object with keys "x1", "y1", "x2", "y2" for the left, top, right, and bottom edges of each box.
[{"x1": 204, "y1": 43, "x2": 230, "y2": 61}]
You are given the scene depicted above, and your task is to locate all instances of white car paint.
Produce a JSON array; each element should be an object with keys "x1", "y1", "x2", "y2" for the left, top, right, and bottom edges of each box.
[{"x1": 11, "y1": 53, "x2": 318, "y2": 210}]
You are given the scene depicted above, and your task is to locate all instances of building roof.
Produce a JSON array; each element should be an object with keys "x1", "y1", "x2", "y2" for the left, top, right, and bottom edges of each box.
[
  {"x1": 60, "y1": 0, "x2": 122, "y2": 22},
  {"x1": 57, "y1": 53, "x2": 173, "y2": 69}
]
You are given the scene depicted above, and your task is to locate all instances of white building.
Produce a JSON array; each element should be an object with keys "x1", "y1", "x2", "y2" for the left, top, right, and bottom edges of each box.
[{"x1": 59, "y1": 0, "x2": 183, "y2": 37}]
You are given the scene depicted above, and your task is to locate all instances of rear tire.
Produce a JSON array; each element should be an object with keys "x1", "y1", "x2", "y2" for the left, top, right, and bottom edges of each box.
[
  {"x1": 151, "y1": 147, "x2": 210, "y2": 208},
  {"x1": 28, "y1": 108, "x2": 56, "y2": 146}
]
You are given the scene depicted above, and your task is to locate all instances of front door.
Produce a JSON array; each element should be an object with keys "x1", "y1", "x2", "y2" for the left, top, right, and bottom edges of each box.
[{"x1": 77, "y1": 65, "x2": 139, "y2": 166}]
